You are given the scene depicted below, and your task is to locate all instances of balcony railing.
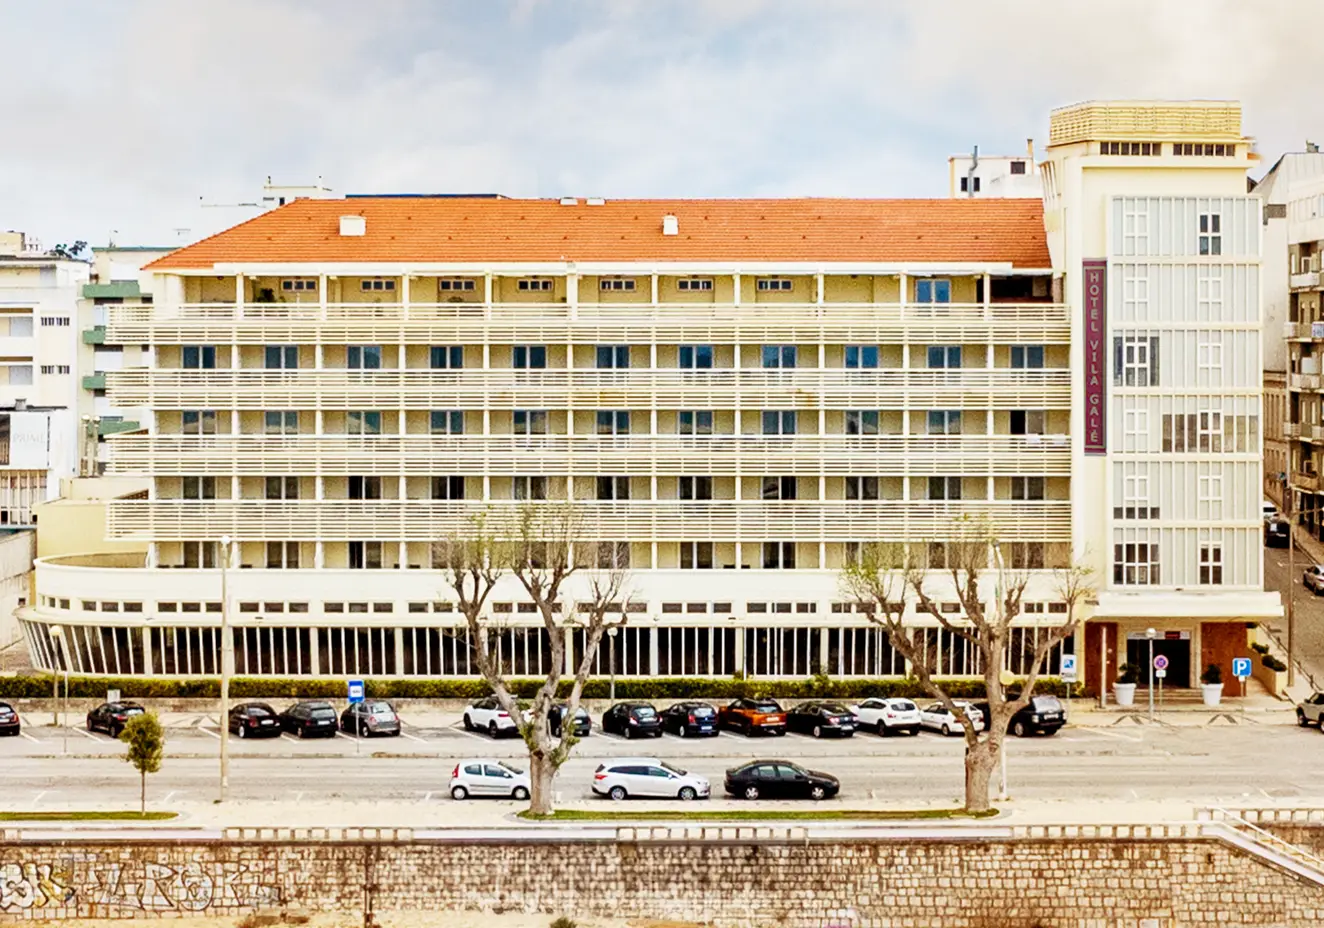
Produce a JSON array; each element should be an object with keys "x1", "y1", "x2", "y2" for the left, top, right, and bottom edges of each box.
[
  {"x1": 1293, "y1": 471, "x2": 1321, "y2": 493},
  {"x1": 1290, "y1": 373, "x2": 1321, "y2": 392},
  {"x1": 1285, "y1": 322, "x2": 1306, "y2": 340},
  {"x1": 106, "y1": 368, "x2": 1072, "y2": 410},
  {"x1": 81, "y1": 326, "x2": 106, "y2": 345},
  {"x1": 1291, "y1": 271, "x2": 1321, "y2": 290},
  {"x1": 1311, "y1": 426, "x2": 1324, "y2": 442},
  {"x1": 1286, "y1": 423, "x2": 1302, "y2": 439},
  {"x1": 104, "y1": 433, "x2": 1072, "y2": 478},
  {"x1": 81, "y1": 373, "x2": 106, "y2": 391}
]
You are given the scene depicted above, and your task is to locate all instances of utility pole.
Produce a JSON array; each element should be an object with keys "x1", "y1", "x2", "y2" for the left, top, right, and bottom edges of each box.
[
  {"x1": 1286, "y1": 478, "x2": 1297, "y2": 688},
  {"x1": 218, "y1": 535, "x2": 233, "y2": 802}
]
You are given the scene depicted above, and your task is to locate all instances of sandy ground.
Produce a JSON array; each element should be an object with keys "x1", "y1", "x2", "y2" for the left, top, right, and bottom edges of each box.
[{"x1": 19, "y1": 917, "x2": 700, "y2": 928}]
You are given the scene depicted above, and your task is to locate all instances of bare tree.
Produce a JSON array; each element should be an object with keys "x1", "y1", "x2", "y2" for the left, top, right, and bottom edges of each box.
[
  {"x1": 438, "y1": 505, "x2": 628, "y2": 816},
  {"x1": 841, "y1": 519, "x2": 1094, "y2": 813}
]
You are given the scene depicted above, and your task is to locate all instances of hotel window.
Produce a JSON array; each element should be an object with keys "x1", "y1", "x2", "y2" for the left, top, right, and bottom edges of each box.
[
  {"x1": 1197, "y1": 339, "x2": 1223, "y2": 371},
  {"x1": 346, "y1": 345, "x2": 382, "y2": 369},
  {"x1": 845, "y1": 345, "x2": 879, "y2": 369},
  {"x1": 678, "y1": 410, "x2": 713, "y2": 435},
  {"x1": 596, "y1": 345, "x2": 630, "y2": 369},
  {"x1": 1010, "y1": 345, "x2": 1044, "y2": 369},
  {"x1": 430, "y1": 346, "x2": 463, "y2": 369},
  {"x1": 181, "y1": 542, "x2": 218, "y2": 569},
  {"x1": 264, "y1": 345, "x2": 298, "y2": 369},
  {"x1": 677, "y1": 278, "x2": 713, "y2": 291},
  {"x1": 846, "y1": 410, "x2": 879, "y2": 435},
  {"x1": 346, "y1": 411, "x2": 382, "y2": 436},
  {"x1": 516, "y1": 278, "x2": 552, "y2": 292},
  {"x1": 1198, "y1": 472, "x2": 1223, "y2": 504},
  {"x1": 914, "y1": 279, "x2": 951, "y2": 304},
  {"x1": 1010, "y1": 409, "x2": 1046, "y2": 436},
  {"x1": 430, "y1": 410, "x2": 463, "y2": 435},
  {"x1": 1175, "y1": 143, "x2": 1233, "y2": 157},
  {"x1": 1113, "y1": 543, "x2": 1160, "y2": 585},
  {"x1": 513, "y1": 409, "x2": 548, "y2": 435},
  {"x1": 1123, "y1": 408, "x2": 1149, "y2": 452},
  {"x1": 762, "y1": 345, "x2": 797, "y2": 368},
  {"x1": 182, "y1": 345, "x2": 217, "y2": 369},
  {"x1": 512, "y1": 345, "x2": 547, "y2": 368},
  {"x1": 181, "y1": 476, "x2": 216, "y2": 500},
  {"x1": 1197, "y1": 410, "x2": 1223, "y2": 452},
  {"x1": 1121, "y1": 271, "x2": 1149, "y2": 318},
  {"x1": 927, "y1": 410, "x2": 962, "y2": 435},
  {"x1": 762, "y1": 542, "x2": 796, "y2": 568},
  {"x1": 762, "y1": 410, "x2": 797, "y2": 435},
  {"x1": 1011, "y1": 477, "x2": 1044, "y2": 501},
  {"x1": 1113, "y1": 334, "x2": 1159, "y2": 386},
  {"x1": 678, "y1": 476, "x2": 713, "y2": 501},
  {"x1": 927, "y1": 345, "x2": 961, "y2": 368},
  {"x1": 756, "y1": 278, "x2": 793, "y2": 292},
  {"x1": 762, "y1": 476, "x2": 796, "y2": 501},
  {"x1": 438, "y1": 278, "x2": 475, "y2": 292},
  {"x1": 928, "y1": 476, "x2": 962, "y2": 501},
  {"x1": 280, "y1": 278, "x2": 317, "y2": 292},
  {"x1": 596, "y1": 410, "x2": 630, "y2": 435},
  {"x1": 182, "y1": 410, "x2": 217, "y2": 435},
  {"x1": 349, "y1": 541, "x2": 384, "y2": 569},
  {"x1": 678, "y1": 345, "x2": 714, "y2": 369},
  {"x1": 845, "y1": 476, "x2": 879, "y2": 501},
  {"x1": 1007, "y1": 542, "x2": 1045, "y2": 570},
  {"x1": 267, "y1": 542, "x2": 300, "y2": 569},
  {"x1": 360, "y1": 279, "x2": 396, "y2": 292},
  {"x1": 1114, "y1": 474, "x2": 1156, "y2": 520},
  {"x1": 264, "y1": 411, "x2": 298, "y2": 435},
  {"x1": 1197, "y1": 268, "x2": 1224, "y2": 318},
  {"x1": 1122, "y1": 204, "x2": 1150, "y2": 254},
  {"x1": 266, "y1": 476, "x2": 299, "y2": 500},
  {"x1": 40, "y1": 365, "x2": 70, "y2": 374},
  {"x1": 597, "y1": 541, "x2": 631, "y2": 569},
  {"x1": 431, "y1": 476, "x2": 465, "y2": 500},
  {"x1": 513, "y1": 476, "x2": 547, "y2": 501},
  {"x1": 1198, "y1": 213, "x2": 1222, "y2": 256},
  {"x1": 39, "y1": 316, "x2": 70, "y2": 326},
  {"x1": 348, "y1": 476, "x2": 382, "y2": 500},
  {"x1": 599, "y1": 278, "x2": 636, "y2": 292},
  {"x1": 1102, "y1": 141, "x2": 1160, "y2": 156},
  {"x1": 596, "y1": 476, "x2": 630, "y2": 501},
  {"x1": 1199, "y1": 544, "x2": 1223, "y2": 585},
  {"x1": 680, "y1": 542, "x2": 714, "y2": 569}
]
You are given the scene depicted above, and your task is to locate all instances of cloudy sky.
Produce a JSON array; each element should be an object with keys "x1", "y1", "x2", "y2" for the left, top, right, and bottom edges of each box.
[{"x1": 2, "y1": 0, "x2": 1319, "y2": 248}]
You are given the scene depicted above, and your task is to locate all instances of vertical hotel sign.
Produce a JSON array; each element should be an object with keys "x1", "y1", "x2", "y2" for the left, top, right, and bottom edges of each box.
[{"x1": 1083, "y1": 259, "x2": 1107, "y2": 455}]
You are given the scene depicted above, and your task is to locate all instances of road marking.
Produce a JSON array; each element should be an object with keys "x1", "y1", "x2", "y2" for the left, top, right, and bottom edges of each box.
[
  {"x1": 281, "y1": 733, "x2": 300, "y2": 743},
  {"x1": 1260, "y1": 787, "x2": 1273, "y2": 800},
  {"x1": 1080, "y1": 727, "x2": 1143, "y2": 743},
  {"x1": 33, "y1": 791, "x2": 47, "y2": 804},
  {"x1": 1129, "y1": 788, "x2": 1139, "y2": 799},
  {"x1": 74, "y1": 726, "x2": 107, "y2": 742},
  {"x1": 163, "y1": 791, "x2": 177, "y2": 804},
  {"x1": 335, "y1": 730, "x2": 356, "y2": 740},
  {"x1": 19, "y1": 731, "x2": 38, "y2": 743},
  {"x1": 295, "y1": 792, "x2": 304, "y2": 802},
  {"x1": 449, "y1": 724, "x2": 494, "y2": 743},
  {"x1": 422, "y1": 791, "x2": 433, "y2": 802},
  {"x1": 197, "y1": 725, "x2": 221, "y2": 740},
  {"x1": 399, "y1": 731, "x2": 427, "y2": 743}
]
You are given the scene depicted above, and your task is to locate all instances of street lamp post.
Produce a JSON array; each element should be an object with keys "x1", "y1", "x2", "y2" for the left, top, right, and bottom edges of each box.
[
  {"x1": 218, "y1": 535, "x2": 233, "y2": 803},
  {"x1": 1145, "y1": 627, "x2": 1157, "y2": 723},
  {"x1": 50, "y1": 627, "x2": 69, "y2": 756},
  {"x1": 1285, "y1": 478, "x2": 1297, "y2": 688},
  {"x1": 608, "y1": 625, "x2": 619, "y2": 703}
]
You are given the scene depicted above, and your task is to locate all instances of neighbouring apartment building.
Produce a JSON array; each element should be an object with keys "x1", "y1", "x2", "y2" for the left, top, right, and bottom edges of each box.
[
  {"x1": 948, "y1": 142, "x2": 1042, "y2": 199},
  {"x1": 16, "y1": 101, "x2": 1281, "y2": 687}
]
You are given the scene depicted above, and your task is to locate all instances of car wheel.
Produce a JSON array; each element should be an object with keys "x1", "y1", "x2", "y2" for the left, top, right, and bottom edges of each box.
[
  {"x1": 624, "y1": 727, "x2": 633, "y2": 740},
  {"x1": 941, "y1": 724, "x2": 951, "y2": 736},
  {"x1": 488, "y1": 722, "x2": 498, "y2": 739},
  {"x1": 743, "y1": 785, "x2": 760, "y2": 800},
  {"x1": 1299, "y1": 710, "x2": 1309, "y2": 727},
  {"x1": 608, "y1": 786, "x2": 628, "y2": 801},
  {"x1": 810, "y1": 785, "x2": 827, "y2": 801},
  {"x1": 451, "y1": 785, "x2": 469, "y2": 801},
  {"x1": 237, "y1": 725, "x2": 247, "y2": 739},
  {"x1": 296, "y1": 728, "x2": 306, "y2": 739},
  {"x1": 463, "y1": 714, "x2": 473, "y2": 731},
  {"x1": 812, "y1": 725, "x2": 823, "y2": 738},
  {"x1": 512, "y1": 786, "x2": 529, "y2": 800},
  {"x1": 1012, "y1": 721, "x2": 1027, "y2": 738},
  {"x1": 678, "y1": 786, "x2": 697, "y2": 801},
  {"x1": 678, "y1": 725, "x2": 688, "y2": 739},
  {"x1": 85, "y1": 718, "x2": 93, "y2": 732}
]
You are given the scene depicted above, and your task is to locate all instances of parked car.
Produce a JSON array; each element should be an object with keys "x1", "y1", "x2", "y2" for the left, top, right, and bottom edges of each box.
[
  {"x1": 228, "y1": 702, "x2": 282, "y2": 739},
  {"x1": 0, "y1": 701, "x2": 19, "y2": 736},
  {"x1": 786, "y1": 701, "x2": 856, "y2": 738},
  {"x1": 724, "y1": 760, "x2": 839, "y2": 801},
  {"x1": 449, "y1": 759, "x2": 531, "y2": 800},
  {"x1": 660, "y1": 701, "x2": 719, "y2": 737},
  {"x1": 717, "y1": 697, "x2": 787, "y2": 736},
  {"x1": 279, "y1": 700, "x2": 339, "y2": 738},
  {"x1": 592, "y1": 758, "x2": 709, "y2": 801},
  {"x1": 601, "y1": 702, "x2": 663, "y2": 739},
  {"x1": 1266, "y1": 519, "x2": 1290, "y2": 548},
  {"x1": 1297, "y1": 692, "x2": 1324, "y2": 728},
  {"x1": 851, "y1": 697, "x2": 922, "y2": 736},
  {"x1": 548, "y1": 703, "x2": 591, "y2": 738},
  {"x1": 1304, "y1": 565, "x2": 1324, "y2": 595},
  {"x1": 340, "y1": 700, "x2": 401, "y2": 737},
  {"x1": 919, "y1": 701, "x2": 984, "y2": 736},
  {"x1": 462, "y1": 696, "x2": 523, "y2": 738},
  {"x1": 971, "y1": 696, "x2": 1066, "y2": 737},
  {"x1": 1264, "y1": 499, "x2": 1280, "y2": 521},
  {"x1": 86, "y1": 701, "x2": 145, "y2": 737}
]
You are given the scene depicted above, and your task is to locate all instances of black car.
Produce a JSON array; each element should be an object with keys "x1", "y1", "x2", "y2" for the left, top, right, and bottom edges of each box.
[
  {"x1": 0, "y1": 701, "x2": 19, "y2": 736},
  {"x1": 724, "y1": 760, "x2": 839, "y2": 801},
  {"x1": 548, "y1": 703, "x2": 592, "y2": 738},
  {"x1": 601, "y1": 702, "x2": 662, "y2": 739},
  {"x1": 971, "y1": 695, "x2": 1066, "y2": 737},
  {"x1": 86, "y1": 701, "x2": 145, "y2": 737},
  {"x1": 660, "y1": 701, "x2": 719, "y2": 737},
  {"x1": 786, "y1": 701, "x2": 856, "y2": 738},
  {"x1": 279, "y1": 701, "x2": 339, "y2": 738},
  {"x1": 340, "y1": 700, "x2": 402, "y2": 737},
  {"x1": 1266, "y1": 519, "x2": 1290, "y2": 548},
  {"x1": 228, "y1": 702, "x2": 282, "y2": 739}
]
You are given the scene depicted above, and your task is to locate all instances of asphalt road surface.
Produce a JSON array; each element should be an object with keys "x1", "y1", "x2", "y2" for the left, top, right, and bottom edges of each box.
[{"x1": 1264, "y1": 545, "x2": 1324, "y2": 689}]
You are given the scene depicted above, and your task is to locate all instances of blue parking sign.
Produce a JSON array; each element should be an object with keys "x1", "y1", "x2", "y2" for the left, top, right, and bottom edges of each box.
[
  {"x1": 1231, "y1": 658, "x2": 1252, "y2": 680},
  {"x1": 347, "y1": 679, "x2": 365, "y2": 703}
]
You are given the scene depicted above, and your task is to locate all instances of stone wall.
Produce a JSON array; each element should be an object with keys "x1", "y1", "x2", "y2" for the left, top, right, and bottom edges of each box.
[{"x1": 3, "y1": 834, "x2": 1323, "y2": 926}]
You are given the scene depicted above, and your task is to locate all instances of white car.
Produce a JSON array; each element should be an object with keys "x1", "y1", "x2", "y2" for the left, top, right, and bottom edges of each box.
[
  {"x1": 462, "y1": 696, "x2": 525, "y2": 737},
  {"x1": 1264, "y1": 499, "x2": 1280, "y2": 522},
  {"x1": 449, "y1": 759, "x2": 531, "y2": 800},
  {"x1": 851, "y1": 697, "x2": 922, "y2": 736},
  {"x1": 919, "y1": 701, "x2": 985, "y2": 736},
  {"x1": 592, "y1": 758, "x2": 710, "y2": 801}
]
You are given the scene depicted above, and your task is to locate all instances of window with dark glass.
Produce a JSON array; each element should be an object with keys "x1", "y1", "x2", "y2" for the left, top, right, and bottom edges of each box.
[
  {"x1": 927, "y1": 345, "x2": 962, "y2": 368},
  {"x1": 264, "y1": 345, "x2": 298, "y2": 369},
  {"x1": 597, "y1": 476, "x2": 630, "y2": 501},
  {"x1": 430, "y1": 346, "x2": 463, "y2": 369},
  {"x1": 845, "y1": 476, "x2": 879, "y2": 500},
  {"x1": 762, "y1": 476, "x2": 796, "y2": 500},
  {"x1": 512, "y1": 345, "x2": 547, "y2": 369},
  {"x1": 678, "y1": 476, "x2": 713, "y2": 501},
  {"x1": 678, "y1": 410, "x2": 713, "y2": 435},
  {"x1": 596, "y1": 345, "x2": 630, "y2": 369},
  {"x1": 762, "y1": 410, "x2": 796, "y2": 435},
  {"x1": 678, "y1": 345, "x2": 714, "y2": 369},
  {"x1": 348, "y1": 476, "x2": 382, "y2": 500},
  {"x1": 596, "y1": 410, "x2": 630, "y2": 435},
  {"x1": 762, "y1": 541, "x2": 796, "y2": 569},
  {"x1": 346, "y1": 345, "x2": 382, "y2": 369},
  {"x1": 1010, "y1": 345, "x2": 1045, "y2": 369},
  {"x1": 762, "y1": 345, "x2": 797, "y2": 368},
  {"x1": 846, "y1": 410, "x2": 879, "y2": 435},
  {"x1": 845, "y1": 345, "x2": 879, "y2": 369},
  {"x1": 182, "y1": 345, "x2": 217, "y2": 369},
  {"x1": 513, "y1": 410, "x2": 548, "y2": 435},
  {"x1": 181, "y1": 476, "x2": 215, "y2": 500},
  {"x1": 430, "y1": 410, "x2": 463, "y2": 435},
  {"x1": 431, "y1": 476, "x2": 465, "y2": 500}
]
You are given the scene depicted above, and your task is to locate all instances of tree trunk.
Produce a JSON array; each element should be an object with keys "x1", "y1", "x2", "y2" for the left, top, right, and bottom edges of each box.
[
  {"x1": 140, "y1": 770, "x2": 145, "y2": 816},
  {"x1": 527, "y1": 752, "x2": 558, "y2": 817},
  {"x1": 964, "y1": 737, "x2": 997, "y2": 813}
]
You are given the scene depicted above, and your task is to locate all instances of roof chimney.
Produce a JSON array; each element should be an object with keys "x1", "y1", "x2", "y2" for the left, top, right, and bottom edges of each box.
[
  {"x1": 339, "y1": 215, "x2": 366, "y2": 237},
  {"x1": 586, "y1": 197, "x2": 605, "y2": 206},
  {"x1": 1026, "y1": 138, "x2": 1034, "y2": 158},
  {"x1": 662, "y1": 214, "x2": 679, "y2": 236},
  {"x1": 559, "y1": 196, "x2": 578, "y2": 206},
  {"x1": 14, "y1": 398, "x2": 26, "y2": 412}
]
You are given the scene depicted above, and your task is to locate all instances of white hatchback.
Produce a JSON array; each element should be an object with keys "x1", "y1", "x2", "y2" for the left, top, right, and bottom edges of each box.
[
  {"x1": 449, "y1": 759, "x2": 531, "y2": 800},
  {"x1": 919, "y1": 701, "x2": 985, "y2": 736},
  {"x1": 851, "y1": 697, "x2": 922, "y2": 736},
  {"x1": 592, "y1": 758, "x2": 710, "y2": 801}
]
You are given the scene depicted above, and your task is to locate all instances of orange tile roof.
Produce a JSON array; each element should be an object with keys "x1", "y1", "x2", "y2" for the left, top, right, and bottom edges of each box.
[{"x1": 145, "y1": 197, "x2": 1050, "y2": 270}]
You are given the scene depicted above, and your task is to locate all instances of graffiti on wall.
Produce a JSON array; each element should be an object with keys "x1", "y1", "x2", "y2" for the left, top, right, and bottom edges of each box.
[
  {"x1": 1, "y1": 859, "x2": 284, "y2": 913},
  {"x1": 0, "y1": 862, "x2": 76, "y2": 910}
]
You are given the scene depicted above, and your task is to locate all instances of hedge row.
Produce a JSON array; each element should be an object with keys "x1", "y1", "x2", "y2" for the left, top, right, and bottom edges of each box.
[{"x1": 0, "y1": 674, "x2": 1076, "y2": 701}]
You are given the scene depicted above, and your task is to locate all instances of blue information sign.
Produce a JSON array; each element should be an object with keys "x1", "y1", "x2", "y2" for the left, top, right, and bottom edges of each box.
[
  {"x1": 1232, "y1": 657, "x2": 1252, "y2": 680},
  {"x1": 347, "y1": 679, "x2": 365, "y2": 703}
]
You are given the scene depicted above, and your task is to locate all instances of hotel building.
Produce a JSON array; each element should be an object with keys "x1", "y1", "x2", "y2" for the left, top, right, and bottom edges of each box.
[{"x1": 18, "y1": 101, "x2": 1281, "y2": 689}]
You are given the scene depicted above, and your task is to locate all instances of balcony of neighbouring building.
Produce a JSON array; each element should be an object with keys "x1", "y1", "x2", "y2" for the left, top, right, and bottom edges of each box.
[
  {"x1": 97, "y1": 417, "x2": 141, "y2": 437},
  {"x1": 1294, "y1": 471, "x2": 1321, "y2": 493},
  {"x1": 82, "y1": 281, "x2": 142, "y2": 301},
  {"x1": 1290, "y1": 373, "x2": 1321, "y2": 392},
  {"x1": 81, "y1": 325, "x2": 106, "y2": 345},
  {"x1": 1291, "y1": 271, "x2": 1321, "y2": 290},
  {"x1": 81, "y1": 373, "x2": 105, "y2": 391},
  {"x1": 1286, "y1": 423, "x2": 1302, "y2": 439}
]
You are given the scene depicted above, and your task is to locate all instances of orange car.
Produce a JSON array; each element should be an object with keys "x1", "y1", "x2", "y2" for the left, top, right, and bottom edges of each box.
[{"x1": 717, "y1": 698, "x2": 787, "y2": 736}]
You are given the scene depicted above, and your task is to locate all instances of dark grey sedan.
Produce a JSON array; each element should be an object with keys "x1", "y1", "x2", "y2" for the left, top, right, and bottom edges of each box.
[{"x1": 340, "y1": 700, "x2": 401, "y2": 737}]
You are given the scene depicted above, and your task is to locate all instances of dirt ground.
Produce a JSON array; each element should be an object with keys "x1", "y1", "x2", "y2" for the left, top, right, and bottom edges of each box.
[{"x1": 20, "y1": 914, "x2": 708, "y2": 928}]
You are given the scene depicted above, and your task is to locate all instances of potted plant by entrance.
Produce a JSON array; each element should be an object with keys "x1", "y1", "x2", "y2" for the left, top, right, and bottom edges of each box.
[
  {"x1": 1114, "y1": 662, "x2": 1138, "y2": 707},
  {"x1": 1201, "y1": 663, "x2": 1224, "y2": 707}
]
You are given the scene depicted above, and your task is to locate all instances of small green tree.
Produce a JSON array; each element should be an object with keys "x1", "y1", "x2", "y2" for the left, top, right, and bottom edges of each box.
[{"x1": 119, "y1": 712, "x2": 165, "y2": 814}]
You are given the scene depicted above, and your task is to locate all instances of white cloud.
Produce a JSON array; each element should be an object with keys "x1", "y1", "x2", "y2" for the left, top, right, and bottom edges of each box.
[{"x1": 2, "y1": 0, "x2": 1321, "y2": 245}]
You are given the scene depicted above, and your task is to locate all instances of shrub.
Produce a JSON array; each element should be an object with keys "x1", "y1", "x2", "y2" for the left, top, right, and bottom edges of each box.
[
  {"x1": 1250, "y1": 642, "x2": 1271, "y2": 656},
  {"x1": 1116, "y1": 663, "x2": 1139, "y2": 685},
  {"x1": 1200, "y1": 663, "x2": 1223, "y2": 686},
  {"x1": 1262, "y1": 655, "x2": 1288, "y2": 673}
]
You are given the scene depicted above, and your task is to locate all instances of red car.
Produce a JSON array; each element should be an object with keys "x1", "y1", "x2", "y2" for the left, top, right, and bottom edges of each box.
[{"x1": 717, "y1": 698, "x2": 787, "y2": 736}]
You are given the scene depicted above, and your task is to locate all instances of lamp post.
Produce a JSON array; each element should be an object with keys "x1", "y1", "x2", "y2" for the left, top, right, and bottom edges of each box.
[
  {"x1": 1145, "y1": 627, "x2": 1157, "y2": 723},
  {"x1": 1284, "y1": 475, "x2": 1297, "y2": 688},
  {"x1": 608, "y1": 625, "x2": 619, "y2": 703},
  {"x1": 50, "y1": 627, "x2": 69, "y2": 756},
  {"x1": 218, "y1": 535, "x2": 233, "y2": 803}
]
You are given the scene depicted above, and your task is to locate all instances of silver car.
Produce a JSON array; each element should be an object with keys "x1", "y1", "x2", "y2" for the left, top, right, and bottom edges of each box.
[
  {"x1": 449, "y1": 759, "x2": 531, "y2": 800},
  {"x1": 592, "y1": 758, "x2": 710, "y2": 801}
]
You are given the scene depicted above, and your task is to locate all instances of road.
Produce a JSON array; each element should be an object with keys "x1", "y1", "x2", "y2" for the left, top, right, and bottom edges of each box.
[
  {"x1": 2, "y1": 712, "x2": 1319, "y2": 809},
  {"x1": 1264, "y1": 546, "x2": 1324, "y2": 688}
]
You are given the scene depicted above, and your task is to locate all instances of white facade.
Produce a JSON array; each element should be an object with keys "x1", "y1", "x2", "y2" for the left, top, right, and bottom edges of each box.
[{"x1": 948, "y1": 147, "x2": 1042, "y2": 199}]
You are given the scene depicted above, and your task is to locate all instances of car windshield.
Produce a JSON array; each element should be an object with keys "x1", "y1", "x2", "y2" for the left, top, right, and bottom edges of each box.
[
  {"x1": 690, "y1": 705, "x2": 715, "y2": 717},
  {"x1": 368, "y1": 703, "x2": 394, "y2": 716},
  {"x1": 249, "y1": 706, "x2": 272, "y2": 716},
  {"x1": 122, "y1": 706, "x2": 144, "y2": 715},
  {"x1": 311, "y1": 707, "x2": 336, "y2": 719},
  {"x1": 500, "y1": 762, "x2": 524, "y2": 775},
  {"x1": 752, "y1": 701, "x2": 780, "y2": 712},
  {"x1": 660, "y1": 761, "x2": 687, "y2": 776},
  {"x1": 892, "y1": 700, "x2": 917, "y2": 711},
  {"x1": 632, "y1": 706, "x2": 656, "y2": 718},
  {"x1": 822, "y1": 704, "x2": 849, "y2": 714},
  {"x1": 1032, "y1": 696, "x2": 1063, "y2": 711}
]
